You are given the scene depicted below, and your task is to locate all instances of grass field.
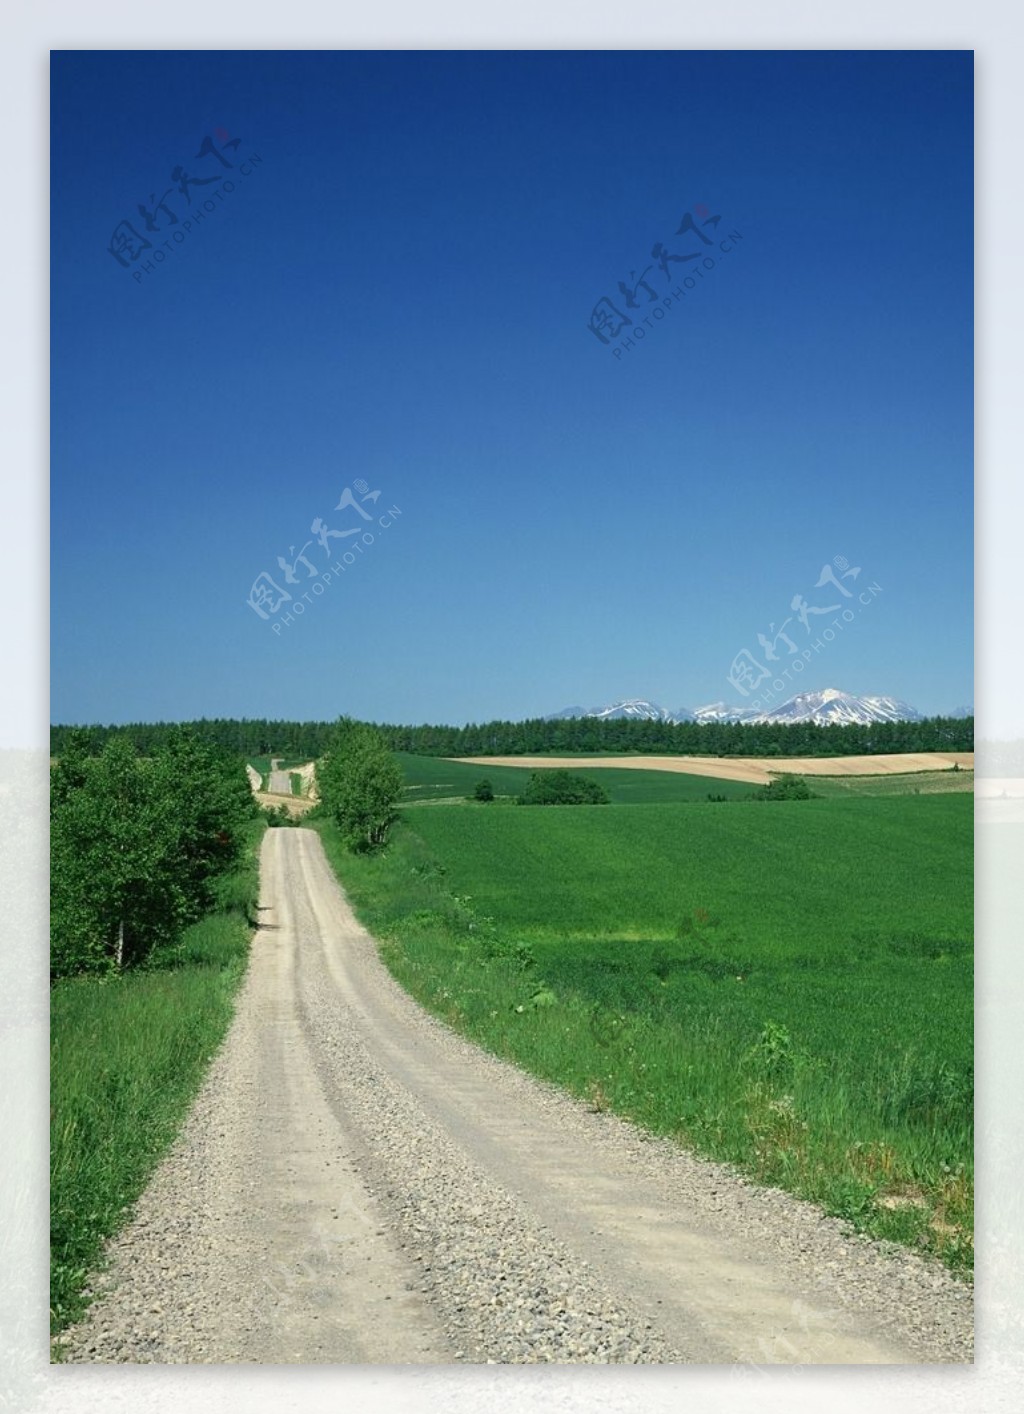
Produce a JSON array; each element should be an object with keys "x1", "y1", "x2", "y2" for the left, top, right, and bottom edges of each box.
[
  {"x1": 50, "y1": 819, "x2": 264, "y2": 1339},
  {"x1": 809, "y1": 769, "x2": 972, "y2": 798},
  {"x1": 396, "y1": 752, "x2": 752, "y2": 804},
  {"x1": 317, "y1": 785, "x2": 973, "y2": 1274}
]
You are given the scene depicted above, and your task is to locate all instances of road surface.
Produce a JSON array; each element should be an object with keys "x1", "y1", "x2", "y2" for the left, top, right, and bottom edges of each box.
[
  {"x1": 267, "y1": 760, "x2": 293, "y2": 795},
  {"x1": 57, "y1": 828, "x2": 972, "y2": 1364}
]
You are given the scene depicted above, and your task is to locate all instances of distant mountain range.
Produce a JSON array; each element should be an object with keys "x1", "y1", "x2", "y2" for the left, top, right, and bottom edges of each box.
[{"x1": 546, "y1": 689, "x2": 942, "y2": 728}]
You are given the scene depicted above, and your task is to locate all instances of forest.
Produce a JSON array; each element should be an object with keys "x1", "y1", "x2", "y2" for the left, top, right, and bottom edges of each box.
[{"x1": 50, "y1": 712, "x2": 974, "y2": 763}]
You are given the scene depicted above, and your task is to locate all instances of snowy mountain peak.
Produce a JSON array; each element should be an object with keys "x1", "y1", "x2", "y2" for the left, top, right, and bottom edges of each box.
[
  {"x1": 549, "y1": 689, "x2": 925, "y2": 728},
  {"x1": 590, "y1": 699, "x2": 675, "y2": 722},
  {"x1": 761, "y1": 690, "x2": 923, "y2": 726}
]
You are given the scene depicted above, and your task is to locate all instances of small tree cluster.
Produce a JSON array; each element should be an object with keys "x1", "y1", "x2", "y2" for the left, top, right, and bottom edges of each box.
[
  {"x1": 50, "y1": 730, "x2": 258, "y2": 977},
  {"x1": 517, "y1": 769, "x2": 610, "y2": 806},
  {"x1": 753, "y1": 773, "x2": 816, "y2": 801},
  {"x1": 317, "y1": 718, "x2": 404, "y2": 850}
]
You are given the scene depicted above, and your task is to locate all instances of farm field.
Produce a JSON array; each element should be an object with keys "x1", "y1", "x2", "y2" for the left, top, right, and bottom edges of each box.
[
  {"x1": 396, "y1": 752, "x2": 752, "y2": 804},
  {"x1": 810, "y1": 769, "x2": 973, "y2": 798},
  {"x1": 321, "y1": 788, "x2": 973, "y2": 1273},
  {"x1": 451, "y1": 752, "x2": 974, "y2": 786}
]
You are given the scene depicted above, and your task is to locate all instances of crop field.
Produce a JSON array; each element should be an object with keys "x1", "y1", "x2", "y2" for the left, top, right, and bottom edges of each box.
[
  {"x1": 451, "y1": 751, "x2": 973, "y2": 785},
  {"x1": 396, "y1": 752, "x2": 752, "y2": 804},
  {"x1": 320, "y1": 786, "x2": 973, "y2": 1273},
  {"x1": 406, "y1": 796, "x2": 970, "y2": 946},
  {"x1": 809, "y1": 769, "x2": 973, "y2": 798}
]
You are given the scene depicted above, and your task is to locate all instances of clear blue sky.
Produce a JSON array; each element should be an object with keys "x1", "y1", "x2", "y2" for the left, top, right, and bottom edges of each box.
[{"x1": 51, "y1": 50, "x2": 973, "y2": 725}]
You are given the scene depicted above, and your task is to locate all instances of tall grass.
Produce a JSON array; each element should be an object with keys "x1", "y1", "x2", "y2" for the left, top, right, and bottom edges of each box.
[
  {"x1": 315, "y1": 796, "x2": 973, "y2": 1275},
  {"x1": 50, "y1": 820, "x2": 264, "y2": 1337}
]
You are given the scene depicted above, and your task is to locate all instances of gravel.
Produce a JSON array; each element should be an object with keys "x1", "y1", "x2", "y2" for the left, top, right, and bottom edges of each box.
[{"x1": 55, "y1": 828, "x2": 973, "y2": 1365}]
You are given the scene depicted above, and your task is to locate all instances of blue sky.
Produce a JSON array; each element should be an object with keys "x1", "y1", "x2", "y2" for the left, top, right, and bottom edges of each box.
[{"x1": 51, "y1": 50, "x2": 973, "y2": 725}]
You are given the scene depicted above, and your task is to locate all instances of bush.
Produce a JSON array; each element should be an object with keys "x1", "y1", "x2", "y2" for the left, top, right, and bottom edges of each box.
[
  {"x1": 754, "y1": 773, "x2": 816, "y2": 801},
  {"x1": 517, "y1": 770, "x2": 610, "y2": 806},
  {"x1": 473, "y1": 779, "x2": 495, "y2": 802}
]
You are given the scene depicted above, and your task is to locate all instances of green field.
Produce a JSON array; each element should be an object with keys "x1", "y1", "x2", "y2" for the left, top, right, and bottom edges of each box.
[
  {"x1": 809, "y1": 769, "x2": 972, "y2": 798},
  {"x1": 317, "y1": 786, "x2": 973, "y2": 1274},
  {"x1": 396, "y1": 752, "x2": 752, "y2": 804}
]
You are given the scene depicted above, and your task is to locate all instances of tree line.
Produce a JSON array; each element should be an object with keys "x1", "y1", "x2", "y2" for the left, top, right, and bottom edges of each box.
[
  {"x1": 51, "y1": 713, "x2": 973, "y2": 762},
  {"x1": 51, "y1": 730, "x2": 259, "y2": 979}
]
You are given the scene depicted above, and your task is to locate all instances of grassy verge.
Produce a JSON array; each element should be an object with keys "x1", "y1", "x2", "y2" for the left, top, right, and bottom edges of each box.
[
  {"x1": 50, "y1": 818, "x2": 265, "y2": 1338},
  {"x1": 313, "y1": 799, "x2": 972, "y2": 1277}
]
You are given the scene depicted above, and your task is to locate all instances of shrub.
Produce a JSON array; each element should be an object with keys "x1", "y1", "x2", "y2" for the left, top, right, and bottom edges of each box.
[
  {"x1": 473, "y1": 779, "x2": 495, "y2": 802},
  {"x1": 754, "y1": 773, "x2": 816, "y2": 801},
  {"x1": 517, "y1": 770, "x2": 610, "y2": 806}
]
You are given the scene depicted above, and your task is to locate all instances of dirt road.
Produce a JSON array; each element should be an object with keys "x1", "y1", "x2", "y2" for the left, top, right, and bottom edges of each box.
[
  {"x1": 57, "y1": 829, "x2": 972, "y2": 1364},
  {"x1": 267, "y1": 761, "x2": 293, "y2": 795}
]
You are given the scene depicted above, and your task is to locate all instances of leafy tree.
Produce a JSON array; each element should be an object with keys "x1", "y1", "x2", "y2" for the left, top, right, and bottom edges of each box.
[
  {"x1": 50, "y1": 731, "x2": 258, "y2": 977},
  {"x1": 473, "y1": 779, "x2": 495, "y2": 802},
  {"x1": 517, "y1": 770, "x2": 610, "y2": 805},
  {"x1": 754, "y1": 773, "x2": 816, "y2": 801},
  {"x1": 317, "y1": 719, "x2": 404, "y2": 850},
  {"x1": 148, "y1": 730, "x2": 258, "y2": 909},
  {"x1": 52, "y1": 738, "x2": 186, "y2": 974}
]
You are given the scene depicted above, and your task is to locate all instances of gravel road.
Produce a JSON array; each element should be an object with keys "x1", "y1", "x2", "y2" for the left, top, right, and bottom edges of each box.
[
  {"x1": 56, "y1": 828, "x2": 973, "y2": 1365},
  {"x1": 267, "y1": 763, "x2": 293, "y2": 795}
]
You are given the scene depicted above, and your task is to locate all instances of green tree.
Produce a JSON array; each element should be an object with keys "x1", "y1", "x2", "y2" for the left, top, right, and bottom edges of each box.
[
  {"x1": 51, "y1": 738, "x2": 185, "y2": 975},
  {"x1": 517, "y1": 770, "x2": 610, "y2": 805},
  {"x1": 473, "y1": 779, "x2": 495, "y2": 802},
  {"x1": 50, "y1": 731, "x2": 257, "y2": 977},
  {"x1": 754, "y1": 773, "x2": 816, "y2": 801},
  {"x1": 318, "y1": 719, "x2": 404, "y2": 850}
]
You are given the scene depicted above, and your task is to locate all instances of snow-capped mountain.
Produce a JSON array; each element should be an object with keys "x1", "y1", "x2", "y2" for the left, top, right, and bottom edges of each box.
[
  {"x1": 548, "y1": 701, "x2": 684, "y2": 723},
  {"x1": 692, "y1": 689, "x2": 923, "y2": 726},
  {"x1": 753, "y1": 689, "x2": 922, "y2": 726},
  {"x1": 692, "y1": 701, "x2": 759, "y2": 725},
  {"x1": 548, "y1": 689, "x2": 924, "y2": 728},
  {"x1": 546, "y1": 699, "x2": 680, "y2": 723},
  {"x1": 591, "y1": 699, "x2": 678, "y2": 723}
]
